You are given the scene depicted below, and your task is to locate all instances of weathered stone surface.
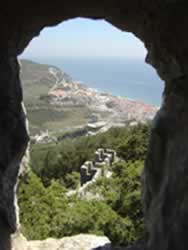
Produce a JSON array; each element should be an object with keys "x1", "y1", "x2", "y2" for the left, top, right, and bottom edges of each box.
[
  {"x1": 143, "y1": 82, "x2": 188, "y2": 250},
  {"x1": 0, "y1": 55, "x2": 29, "y2": 249},
  {"x1": 12, "y1": 234, "x2": 146, "y2": 250},
  {"x1": 12, "y1": 233, "x2": 111, "y2": 250},
  {"x1": 0, "y1": 1, "x2": 188, "y2": 250}
]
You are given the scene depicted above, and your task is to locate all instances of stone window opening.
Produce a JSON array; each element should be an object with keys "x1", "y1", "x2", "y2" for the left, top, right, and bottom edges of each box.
[{"x1": 0, "y1": 3, "x2": 185, "y2": 249}]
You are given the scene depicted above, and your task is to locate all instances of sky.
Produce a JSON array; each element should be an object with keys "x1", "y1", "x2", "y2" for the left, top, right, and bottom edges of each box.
[{"x1": 21, "y1": 18, "x2": 147, "y2": 60}]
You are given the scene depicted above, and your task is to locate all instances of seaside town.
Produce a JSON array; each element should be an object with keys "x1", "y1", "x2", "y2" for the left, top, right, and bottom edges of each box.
[
  {"x1": 48, "y1": 70, "x2": 157, "y2": 129},
  {"x1": 21, "y1": 60, "x2": 157, "y2": 143}
]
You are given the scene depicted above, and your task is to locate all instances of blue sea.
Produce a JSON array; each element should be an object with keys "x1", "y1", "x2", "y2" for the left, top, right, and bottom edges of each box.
[{"x1": 27, "y1": 57, "x2": 164, "y2": 106}]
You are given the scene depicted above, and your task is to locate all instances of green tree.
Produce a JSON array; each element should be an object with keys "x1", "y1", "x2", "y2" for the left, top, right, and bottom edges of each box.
[{"x1": 18, "y1": 172, "x2": 68, "y2": 240}]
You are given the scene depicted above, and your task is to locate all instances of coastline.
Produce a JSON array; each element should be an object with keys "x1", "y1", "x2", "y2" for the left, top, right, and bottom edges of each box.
[
  {"x1": 21, "y1": 56, "x2": 163, "y2": 106},
  {"x1": 74, "y1": 79, "x2": 160, "y2": 108},
  {"x1": 21, "y1": 58, "x2": 158, "y2": 137}
]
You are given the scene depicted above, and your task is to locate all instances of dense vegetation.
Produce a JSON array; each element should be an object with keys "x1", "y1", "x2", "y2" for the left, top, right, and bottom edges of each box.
[{"x1": 18, "y1": 124, "x2": 150, "y2": 246}]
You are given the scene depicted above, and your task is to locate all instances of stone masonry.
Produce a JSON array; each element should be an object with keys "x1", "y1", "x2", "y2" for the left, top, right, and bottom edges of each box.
[{"x1": 80, "y1": 148, "x2": 117, "y2": 186}]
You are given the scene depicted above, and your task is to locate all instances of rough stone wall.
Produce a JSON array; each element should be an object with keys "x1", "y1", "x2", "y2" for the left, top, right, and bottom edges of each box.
[
  {"x1": 0, "y1": 1, "x2": 188, "y2": 250},
  {"x1": 0, "y1": 56, "x2": 29, "y2": 249},
  {"x1": 12, "y1": 233, "x2": 111, "y2": 250},
  {"x1": 142, "y1": 79, "x2": 188, "y2": 250}
]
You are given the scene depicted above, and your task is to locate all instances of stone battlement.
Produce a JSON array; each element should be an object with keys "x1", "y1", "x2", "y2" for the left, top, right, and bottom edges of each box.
[{"x1": 80, "y1": 148, "x2": 117, "y2": 186}]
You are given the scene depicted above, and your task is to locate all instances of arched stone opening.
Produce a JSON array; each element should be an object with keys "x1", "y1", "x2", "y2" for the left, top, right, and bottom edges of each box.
[
  {"x1": 21, "y1": 17, "x2": 163, "y2": 108},
  {"x1": 1, "y1": 1, "x2": 188, "y2": 250}
]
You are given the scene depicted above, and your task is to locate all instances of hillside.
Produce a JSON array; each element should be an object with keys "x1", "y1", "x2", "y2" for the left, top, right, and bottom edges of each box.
[
  {"x1": 20, "y1": 59, "x2": 157, "y2": 136},
  {"x1": 21, "y1": 59, "x2": 72, "y2": 105},
  {"x1": 18, "y1": 124, "x2": 149, "y2": 246},
  {"x1": 20, "y1": 59, "x2": 91, "y2": 135},
  {"x1": 18, "y1": 60, "x2": 151, "y2": 247}
]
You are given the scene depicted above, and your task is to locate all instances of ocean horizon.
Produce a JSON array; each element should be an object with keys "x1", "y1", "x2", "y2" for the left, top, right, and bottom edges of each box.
[{"x1": 21, "y1": 57, "x2": 164, "y2": 107}]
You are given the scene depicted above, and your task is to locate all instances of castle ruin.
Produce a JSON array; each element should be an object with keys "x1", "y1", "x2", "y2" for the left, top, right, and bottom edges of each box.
[{"x1": 80, "y1": 148, "x2": 117, "y2": 186}]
